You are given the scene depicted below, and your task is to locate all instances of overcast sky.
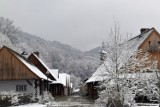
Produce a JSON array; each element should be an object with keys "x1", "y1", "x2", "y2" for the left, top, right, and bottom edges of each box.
[{"x1": 0, "y1": 0, "x2": 160, "y2": 51}]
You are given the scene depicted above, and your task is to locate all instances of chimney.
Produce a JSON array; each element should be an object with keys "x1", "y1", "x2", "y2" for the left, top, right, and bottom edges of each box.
[
  {"x1": 140, "y1": 28, "x2": 150, "y2": 34},
  {"x1": 21, "y1": 51, "x2": 27, "y2": 55},
  {"x1": 34, "y1": 52, "x2": 39, "y2": 57}
]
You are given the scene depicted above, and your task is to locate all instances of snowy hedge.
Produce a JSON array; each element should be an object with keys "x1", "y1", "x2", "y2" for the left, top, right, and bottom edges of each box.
[{"x1": 0, "y1": 91, "x2": 34, "y2": 106}]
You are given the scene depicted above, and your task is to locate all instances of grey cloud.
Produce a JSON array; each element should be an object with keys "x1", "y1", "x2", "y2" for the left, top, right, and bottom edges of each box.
[{"x1": 0, "y1": 0, "x2": 160, "y2": 50}]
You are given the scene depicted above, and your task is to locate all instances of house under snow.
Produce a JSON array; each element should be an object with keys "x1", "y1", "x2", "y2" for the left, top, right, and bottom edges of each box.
[
  {"x1": 28, "y1": 52, "x2": 72, "y2": 96},
  {"x1": 0, "y1": 45, "x2": 72, "y2": 99},
  {"x1": 85, "y1": 28, "x2": 160, "y2": 98},
  {"x1": 0, "y1": 46, "x2": 50, "y2": 98}
]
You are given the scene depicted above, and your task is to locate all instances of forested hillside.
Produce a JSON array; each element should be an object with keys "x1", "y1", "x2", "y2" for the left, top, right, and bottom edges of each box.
[{"x1": 0, "y1": 17, "x2": 99, "y2": 80}]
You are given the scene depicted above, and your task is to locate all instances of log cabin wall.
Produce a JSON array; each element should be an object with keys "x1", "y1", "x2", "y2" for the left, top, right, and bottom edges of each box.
[
  {"x1": 139, "y1": 31, "x2": 160, "y2": 52},
  {"x1": 0, "y1": 46, "x2": 51, "y2": 98},
  {"x1": 28, "y1": 54, "x2": 55, "y2": 80},
  {"x1": 28, "y1": 54, "x2": 47, "y2": 75},
  {"x1": 0, "y1": 47, "x2": 39, "y2": 80},
  {"x1": 50, "y1": 84, "x2": 64, "y2": 96},
  {"x1": 139, "y1": 30, "x2": 160, "y2": 70},
  {"x1": 87, "y1": 82, "x2": 98, "y2": 98}
]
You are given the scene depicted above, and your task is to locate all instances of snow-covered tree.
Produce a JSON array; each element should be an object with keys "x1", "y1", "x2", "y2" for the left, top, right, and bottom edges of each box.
[
  {"x1": 97, "y1": 24, "x2": 159, "y2": 107},
  {"x1": 0, "y1": 17, "x2": 20, "y2": 37},
  {"x1": 70, "y1": 74, "x2": 82, "y2": 89},
  {"x1": 0, "y1": 16, "x2": 99, "y2": 81}
]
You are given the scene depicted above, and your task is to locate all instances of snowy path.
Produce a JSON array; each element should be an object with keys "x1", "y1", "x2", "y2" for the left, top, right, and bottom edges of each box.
[
  {"x1": 49, "y1": 95, "x2": 96, "y2": 107},
  {"x1": 15, "y1": 103, "x2": 46, "y2": 107},
  {"x1": 15, "y1": 96, "x2": 96, "y2": 107}
]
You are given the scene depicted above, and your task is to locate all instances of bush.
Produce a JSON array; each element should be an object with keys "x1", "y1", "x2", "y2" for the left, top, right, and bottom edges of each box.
[
  {"x1": 38, "y1": 91, "x2": 54, "y2": 104},
  {"x1": 0, "y1": 96, "x2": 11, "y2": 106},
  {"x1": 0, "y1": 91, "x2": 34, "y2": 106}
]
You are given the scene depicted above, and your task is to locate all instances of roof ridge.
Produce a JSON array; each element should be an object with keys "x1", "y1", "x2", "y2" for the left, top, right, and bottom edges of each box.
[
  {"x1": 5, "y1": 46, "x2": 32, "y2": 64},
  {"x1": 129, "y1": 28, "x2": 153, "y2": 41},
  {"x1": 2, "y1": 45, "x2": 50, "y2": 80}
]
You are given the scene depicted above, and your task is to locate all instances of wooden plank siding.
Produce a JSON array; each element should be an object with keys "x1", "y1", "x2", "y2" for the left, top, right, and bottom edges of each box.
[
  {"x1": 87, "y1": 82, "x2": 98, "y2": 98},
  {"x1": 139, "y1": 30, "x2": 160, "y2": 70},
  {"x1": 28, "y1": 54, "x2": 55, "y2": 80},
  {"x1": 50, "y1": 84, "x2": 64, "y2": 96},
  {"x1": 0, "y1": 46, "x2": 39, "y2": 80},
  {"x1": 28, "y1": 54, "x2": 47, "y2": 75},
  {"x1": 86, "y1": 28, "x2": 160, "y2": 99}
]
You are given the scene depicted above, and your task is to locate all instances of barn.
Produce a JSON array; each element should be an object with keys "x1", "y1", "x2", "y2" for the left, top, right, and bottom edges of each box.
[{"x1": 0, "y1": 45, "x2": 51, "y2": 99}]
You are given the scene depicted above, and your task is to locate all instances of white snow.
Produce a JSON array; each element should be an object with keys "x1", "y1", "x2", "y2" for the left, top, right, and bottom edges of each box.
[
  {"x1": 49, "y1": 69, "x2": 59, "y2": 80},
  {"x1": 33, "y1": 53, "x2": 50, "y2": 72},
  {"x1": 73, "y1": 89, "x2": 80, "y2": 92},
  {"x1": 32, "y1": 54, "x2": 65, "y2": 85},
  {"x1": 86, "y1": 28, "x2": 154, "y2": 83},
  {"x1": 133, "y1": 103, "x2": 159, "y2": 107},
  {"x1": 15, "y1": 103, "x2": 46, "y2": 107},
  {"x1": 49, "y1": 69, "x2": 64, "y2": 85},
  {"x1": 32, "y1": 53, "x2": 59, "y2": 81},
  {"x1": 59, "y1": 73, "x2": 70, "y2": 87},
  {"x1": 0, "y1": 33, "x2": 12, "y2": 48}
]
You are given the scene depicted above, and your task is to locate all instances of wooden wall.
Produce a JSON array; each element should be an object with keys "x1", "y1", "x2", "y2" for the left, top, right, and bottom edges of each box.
[
  {"x1": 139, "y1": 31, "x2": 160, "y2": 52},
  {"x1": 0, "y1": 47, "x2": 39, "y2": 80},
  {"x1": 28, "y1": 54, "x2": 47, "y2": 75},
  {"x1": 139, "y1": 30, "x2": 160, "y2": 70},
  {"x1": 49, "y1": 84, "x2": 64, "y2": 96},
  {"x1": 28, "y1": 54, "x2": 55, "y2": 80},
  {"x1": 87, "y1": 82, "x2": 98, "y2": 98}
]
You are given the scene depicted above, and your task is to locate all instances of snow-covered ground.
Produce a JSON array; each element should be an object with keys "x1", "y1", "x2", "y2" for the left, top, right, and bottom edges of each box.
[
  {"x1": 15, "y1": 103, "x2": 46, "y2": 107},
  {"x1": 133, "y1": 103, "x2": 159, "y2": 107},
  {"x1": 134, "y1": 105, "x2": 159, "y2": 107}
]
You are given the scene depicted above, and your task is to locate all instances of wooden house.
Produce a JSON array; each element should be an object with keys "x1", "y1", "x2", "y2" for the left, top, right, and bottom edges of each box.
[
  {"x1": 85, "y1": 27, "x2": 160, "y2": 98},
  {"x1": 0, "y1": 46, "x2": 50, "y2": 98},
  {"x1": 50, "y1": 73, "x2": 72, "y2": 96},
  {"x1": 28, "y1": 53, "x2": 71, "y2": 96},
  {"x1": 49, "y1": 69, "x2": 64, "y2": 96},
  {"x1": 59, "y1": 73, "x2": 71, "y2": 96},
  {"x1": 28, "y1": 52, "x2": 56, "y2": 81}
]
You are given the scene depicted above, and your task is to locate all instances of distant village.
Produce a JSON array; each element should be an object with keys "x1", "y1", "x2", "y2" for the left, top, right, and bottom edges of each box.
[{"x1": 0, "y1": 27, "x2": 160, "y2": 107}]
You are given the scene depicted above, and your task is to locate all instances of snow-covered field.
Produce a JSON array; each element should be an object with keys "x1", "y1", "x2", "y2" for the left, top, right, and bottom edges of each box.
[{"x1": 15, "y1": 103, "x2": 46, "y2": 107}]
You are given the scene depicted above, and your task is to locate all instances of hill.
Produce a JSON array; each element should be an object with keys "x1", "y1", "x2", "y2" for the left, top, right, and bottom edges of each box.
[{"x1": 0, "y1": 17, "x2": 99, "y2": 80}]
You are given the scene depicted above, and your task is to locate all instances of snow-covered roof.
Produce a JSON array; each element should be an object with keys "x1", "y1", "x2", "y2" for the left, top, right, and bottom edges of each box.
[
  {"x1": 50, "y1": 79, "x2": 63, "y2": 85},
  {"x1": 32, "y1": 53, "x2": 70, "y2": 85},
  {"x1": 32, "y1": 53, "x2": 50, "y2": 71},
  {"x1": 49, "y1": 69, "x2": 59, "y2": 79},
  {"x1": 49, "y1": 69, "x2": 64, "y2": 85},
  {"x1": 86, "y1": 28, "x2": 155, "y2": 83},
  {"x1": 7, "y1": 48, "x2": 50, "y2": 80},
  {"x1": 16, "y1": 55, "x2": 49, "y2": 80},
  {"x1": 50, "y1": 73, "x2": 71, "y2": 86},
  {"x1": 59, "y1": 73, "x2": 70, "y2": 87},
  {"x1": 32, "y1": 53, "x2": 58, "y2": 81}
]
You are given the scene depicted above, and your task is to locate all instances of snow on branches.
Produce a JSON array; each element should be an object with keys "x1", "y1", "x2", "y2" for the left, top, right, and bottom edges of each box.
[{"x1": 97, "y1": 24, "x2": 159, "y2": 107}]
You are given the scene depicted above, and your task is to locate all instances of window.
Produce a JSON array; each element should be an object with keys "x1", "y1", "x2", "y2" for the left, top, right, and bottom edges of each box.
[
  {"x1": 158, "y1": 41, "x2": 160, "y2": 45},
  {"x1": 148, "y1": 41, "x2": 151, "y2": 45},
  {"x1": 16, "y1": 85, "x2": 27, "y2": 91}
]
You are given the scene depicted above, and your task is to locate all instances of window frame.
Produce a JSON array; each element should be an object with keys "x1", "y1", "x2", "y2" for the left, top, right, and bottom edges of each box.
[{"x1": 16, "y1": 85, "x2": 27, "y2": 91}]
